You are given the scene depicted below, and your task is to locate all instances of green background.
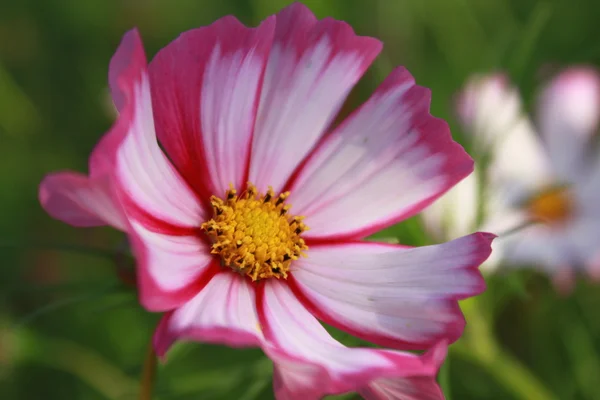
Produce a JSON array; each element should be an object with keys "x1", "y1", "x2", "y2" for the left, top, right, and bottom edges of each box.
[{"x1": 2, "y1": 0, "x2": 600, "y2": 399}]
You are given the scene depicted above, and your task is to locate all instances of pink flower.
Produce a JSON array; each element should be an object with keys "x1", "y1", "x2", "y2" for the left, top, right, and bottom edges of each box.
[
  {"x1": 39, "y1": 3, "x2": 494, "y2": 398},
  {"x1": 427, "y1": 69, "x2": 600, "y2": 291}
]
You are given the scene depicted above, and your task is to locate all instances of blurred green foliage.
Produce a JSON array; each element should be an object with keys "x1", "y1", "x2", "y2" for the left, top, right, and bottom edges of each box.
[{"x1": 2, "y1": 0, "x2": 600, "y2": 399}]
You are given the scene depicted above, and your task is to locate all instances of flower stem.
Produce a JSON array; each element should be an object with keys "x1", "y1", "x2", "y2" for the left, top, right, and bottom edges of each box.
[{"x1": 139, "y1": 339, "x2": 158, "y2": 400}]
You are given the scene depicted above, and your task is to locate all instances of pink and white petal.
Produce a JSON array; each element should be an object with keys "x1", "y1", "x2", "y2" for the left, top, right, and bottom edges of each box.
[
  {"x1": 258, "y1": 280, "x2": 442, "y2": 398},
  {"x1": 267, "y1": 346, "x2": 328, "y2": 400},
  {"x1": 421, "y1": 169, "x2": 479, "y2": 241},
  {"x1": 91, "y1": 28, "x2": 149, "y2": 179},
  {"x1": 153, "y1": 271, "x2": 262, "y2": 356},
  {"x1": 149, "y1": 16, "x2": 275, "y2": 199},
  {"x1": 537, "y1": 67, "x2": 600, "y2": 182},
  {"x1": 289, "y1": 233, "x2": 494, "y2": 350},
  {"x1": 359, "y1": 342, "x2": 447, "y2": 400},
  {"x1": 455, "y1": 73, "x2": 524, "y2": 151},
  {"x1": 39, "y1": 172, "x2": 125, "y2": 230},
  {"x1": 129, "y1": 221, "x2": 217, "y2": 311},
  {"x1": 360, "y1": 376, "x2": 444, "y2": 400},
  {"x1": 115, "y1": 73, "x2": 206, "y2": 228},
  {"x1": 108, "y1": 27, "x2": 145, "y2": 114},
  {"x1": 38, "y1": 29, "x2": 146, "y2": 231},
  {"x1": 248, "y1": 2, "x2": 382, "y2": 193},
  {"x1": 288, "y1": 66, "x2": 473, "y2": 241}
]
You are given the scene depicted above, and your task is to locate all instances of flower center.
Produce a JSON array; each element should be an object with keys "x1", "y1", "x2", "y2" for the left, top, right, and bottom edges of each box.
[
  {"x1": 201, "y1": 183, "x2": 308, "y2": 281},
  {"x1": 525, "y1": 186, "x2": 573, "y2": 224}
]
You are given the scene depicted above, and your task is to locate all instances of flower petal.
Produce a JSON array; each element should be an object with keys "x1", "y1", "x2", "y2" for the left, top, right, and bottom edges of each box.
[
  {"x1": 110, "y1": 37, "x2": 211, "y2": 308},
  {"x1": 115, "y1": 72, "x2": 205, "y2": 228},
  {"x1": 153, "y1": 271, "x2": 262, "y2": 356},
  {"x1": 359, "y1": 376, "x2": 444, "y2": 400},
  {"x1": 289, "y1": 233, "x2": 494, "y2": 350},
  {"x1": 248, "y1": 2, "x2": 382, "y2": 193},
  {"x1": 258, "y1": 280, "x2": 442, "y2": 398},
  {"x1": 455, "y1": 73, "x2": 524, "y2": 150},
  {"x1": 130, "y1": 221, "x2": 217, "y2": 312},
  {"x1": 288, "y1": 67, "x2": 473, "y2": 240},
  {"x1": 537, "y1": 67, "x2": 600, "y2": 182},
  {"x1": 359, "y1": 342, "x2": 447, "y2": 400},
  {"x1": 91, "y1": 29, "x2": 149, "y2": 178},
  {"x1": 39, "y1": 172, "x2": 125, "y2": 229},
  {"x1": 114, "y1": 47, "x2": 263, "y2": 310},
  {"x1": 501, "y1": 214, "x2": 600, "y2": 280},
  {"x1": 38, "y1": 29, "x2": 147, "y2": 231},
  {"x1": 497, "y1": 225, "x2": 568, "y2": 273},
  {"x1": 487, "y1": 117, "x2": 551, "y2": 205},
  {"x1": 149, "y1": 16, "x2": 276, "y2": 199},
  {"x1": 108, "y1": 28, "x2": 144, "y2": 114}
]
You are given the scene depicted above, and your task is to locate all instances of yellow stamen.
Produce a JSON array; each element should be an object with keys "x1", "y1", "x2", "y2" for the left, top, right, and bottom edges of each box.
[
  {"x1": 201, "y1": 183, "x2": 308, "y2": 281},
  {"x1": 525, "y1": 186, "x2": 573, "y2": 223}
]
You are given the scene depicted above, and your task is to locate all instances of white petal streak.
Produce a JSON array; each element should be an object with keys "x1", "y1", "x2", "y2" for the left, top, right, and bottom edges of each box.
[
  {"x1": 117, "y1": 75, "x2": 204, "y2": 226},
  {"x1": 250, "y1": 39, "x2": 365, "y2": 192},
  {"x1": 202, "y1": 45, "x2": 264, "y2": 195}
]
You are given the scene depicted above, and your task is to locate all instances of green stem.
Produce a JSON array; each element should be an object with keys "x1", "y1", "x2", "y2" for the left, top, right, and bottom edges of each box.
[
  {"x1": 139, "y1": 339, "x2": 158, "y2": 400},
  {"x1": 455, "y1": 300, "x2": 557, "y2": 400}
]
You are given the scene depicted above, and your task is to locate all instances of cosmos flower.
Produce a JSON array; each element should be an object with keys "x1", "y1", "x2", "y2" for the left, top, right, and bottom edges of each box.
[
  {"x1": 423, "y1": 69, "x2": 600, "y2": 291},
  {"x1": 39, "y1": 3, "x2": 494, "y2": 398}
]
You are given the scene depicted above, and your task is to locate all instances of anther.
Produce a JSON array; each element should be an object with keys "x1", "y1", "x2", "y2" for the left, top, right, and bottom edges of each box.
[{"x1": 200, "y1": 183, "x2": 308, "y2": 282}]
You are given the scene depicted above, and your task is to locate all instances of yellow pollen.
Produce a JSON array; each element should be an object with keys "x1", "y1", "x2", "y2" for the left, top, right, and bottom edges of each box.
[
  {"x1": 525, "y1": 186, "x2": 573, "y2": 224},
  {"x1": 201, "y1": 183, "x2": 309, "y2": 281}
]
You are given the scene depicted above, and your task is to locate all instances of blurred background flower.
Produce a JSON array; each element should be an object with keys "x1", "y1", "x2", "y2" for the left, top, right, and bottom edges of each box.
[
  {"x1": 424, "y1": 68, "x2": 600, "y2": 294},
  {"x1": 3, "y1": 0, "x2": 600, "y2": 399}
]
